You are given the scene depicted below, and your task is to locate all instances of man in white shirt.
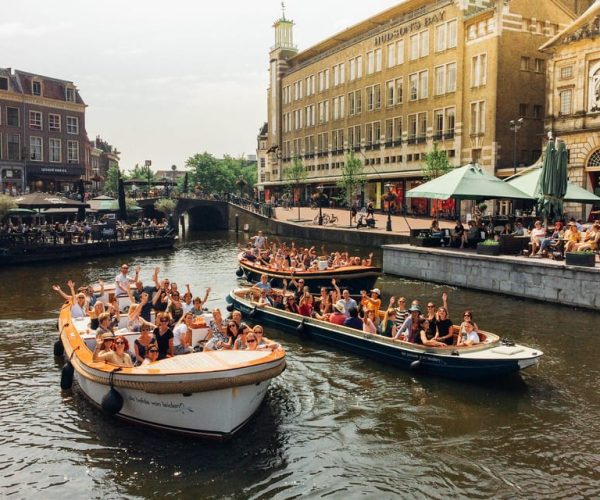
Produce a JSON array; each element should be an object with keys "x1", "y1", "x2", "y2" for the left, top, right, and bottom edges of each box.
[
  {"x1": 115, "y1": 264, "x2": 137, "y2": 296},
  {"x1": 340, "y1": 289, "x2": 358, "y2": 316}
]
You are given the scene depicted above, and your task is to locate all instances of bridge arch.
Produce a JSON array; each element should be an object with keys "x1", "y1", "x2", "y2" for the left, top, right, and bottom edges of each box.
[{"x1": 175, "y1": 199, "x2": 229, "y2": 231}]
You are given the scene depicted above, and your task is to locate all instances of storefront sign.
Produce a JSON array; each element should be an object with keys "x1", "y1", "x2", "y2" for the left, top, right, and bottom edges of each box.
[
  {"x1": 374, "y1": 10, "x2": 445, "y2": 45},
  {"x1": 27, "y1": 164, "x2": 85, "y2": 176}
]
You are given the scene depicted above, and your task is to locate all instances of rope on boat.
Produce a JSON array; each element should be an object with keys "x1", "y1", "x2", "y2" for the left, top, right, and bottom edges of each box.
[{"x1": 70, "y1": 356, "x2": 286, "y2": 395}]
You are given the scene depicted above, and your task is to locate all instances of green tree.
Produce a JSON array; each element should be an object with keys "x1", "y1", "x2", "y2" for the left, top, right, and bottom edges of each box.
[
  {"x1": 186, "y1": 152, "x2": 233, "y2": 194},
  {"x1": 422, "y1": 142, "x2": 452, "y2": 181},
  {"x1": 154, "y1": 198, "x2": 176, "y2": 215},
  {"x1": 104, "y1": 164, "x2": 121, "y2": 194},
  {"x1": 337, "y1": 151, "x2": 366, "y2": 226},
  {"x1": 422, "y1": 142, "x2": 452, "y2": 216},
  {"x1": 0, "y1": 194, "x2": 17, "y2": 221},
  {"x1": 283, "y1": 156, "x2": 307, "y2": 221}
]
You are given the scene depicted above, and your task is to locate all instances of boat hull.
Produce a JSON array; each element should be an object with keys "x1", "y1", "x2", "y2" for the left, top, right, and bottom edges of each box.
[
  {"x1": 75, "y1": 374, "x2": 271, "y2": 439},
  {"x1": 229, "y1": 291, "x2": 542, "y2": 381},
  {"x1": 237, "y1": 258, "x2": 381, "y2": 295}
]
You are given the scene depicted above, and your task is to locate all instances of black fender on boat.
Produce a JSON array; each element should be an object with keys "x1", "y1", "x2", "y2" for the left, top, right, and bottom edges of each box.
[
  {"x1": 248, "y1": 306, "x2": 257, "y2": 319},
  {"x1": 235, "y1": 267, "x2": 244, "y2": 277},
  {"x1": 101, "y1": 387, "x2": 124, "y2": 415},
  {"x1": 60, "y1": 361, "x2": 74, "y2": 390},
  {"x1": 54, "y1": 340, "x2": 65, "y2": 357},
  {"x1": 410, "y1": 359, "x2": 421, "y2": 370},
  {"x1": 296, "y1": 319, "x2": 307, "y2": 334},
  {"x1": 226, "y1": 303, "x2": 235, "y2": 313}
]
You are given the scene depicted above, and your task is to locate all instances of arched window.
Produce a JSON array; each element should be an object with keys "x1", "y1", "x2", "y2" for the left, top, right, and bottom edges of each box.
[{"x1": 588, "y1": 149, "x2": 600, "y2": 168}]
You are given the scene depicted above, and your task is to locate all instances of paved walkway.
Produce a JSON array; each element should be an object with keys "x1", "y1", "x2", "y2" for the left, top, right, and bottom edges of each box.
[{"x1": 273, "y1": 206, "x2": 454, "y2": 236}]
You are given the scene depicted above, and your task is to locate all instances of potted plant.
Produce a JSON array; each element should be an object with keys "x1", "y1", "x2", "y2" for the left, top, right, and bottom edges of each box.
[
  {"x1": 477, "y1": 239, "x2": 501, "y2": 256},
  {"x1": 565, "y1": 250, "x2": 596, "y2": 267}
]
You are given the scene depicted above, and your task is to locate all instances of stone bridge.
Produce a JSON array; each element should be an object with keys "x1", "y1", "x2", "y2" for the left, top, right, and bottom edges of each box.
[{"x1": 137, "y1": 197, "x2": 230, "y2": 230}]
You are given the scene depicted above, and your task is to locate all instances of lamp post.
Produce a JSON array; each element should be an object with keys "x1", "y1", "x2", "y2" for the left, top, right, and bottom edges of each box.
[
  {"x1": 384, "y1": 182, "x2": 393, "y2": 232},
  {"x1": 171, "y1": 164, "x2": 177, "y2": 197},
  {"x1": 316, "y1": 184, "x2": 324, "y2": 225},
  {"x1": 509, "y1": 118, "x2": 524, "y2": 174}
]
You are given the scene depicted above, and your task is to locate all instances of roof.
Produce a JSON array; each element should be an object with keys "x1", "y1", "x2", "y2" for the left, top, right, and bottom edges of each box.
[
  {"x1": 540, "y1": 0, "x2": 600, "y2": 50},
  {"x1": 0, "y1": 68, "x2": 85, "y2": 105}
]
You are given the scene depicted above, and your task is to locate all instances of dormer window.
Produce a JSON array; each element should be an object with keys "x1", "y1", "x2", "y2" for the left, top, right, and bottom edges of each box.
[
  {"x1": 0, "y1": 77, "x2": 8, "y2": 91},
  {"x1": 65, "y1": 87, "x2": 75, "y2": 102},
  {"x1": 32, "y1": 81, "x2": 41, "y2": 96}
]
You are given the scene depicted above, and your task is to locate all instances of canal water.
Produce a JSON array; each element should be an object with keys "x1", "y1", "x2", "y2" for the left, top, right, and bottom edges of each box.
[{"x1": 0, "y1": 231, "x2": 598, "y2": 498}]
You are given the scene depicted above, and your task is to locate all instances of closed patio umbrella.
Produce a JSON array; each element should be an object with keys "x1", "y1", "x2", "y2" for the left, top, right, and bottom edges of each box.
[{"x1": 538, "y1": 139, "x2": 568, "y2": 223}]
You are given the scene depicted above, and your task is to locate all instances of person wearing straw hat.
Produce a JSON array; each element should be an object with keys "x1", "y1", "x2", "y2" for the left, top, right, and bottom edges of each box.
[{"x1": 394, "y1": 304, "x2": 421, "y2": 342}]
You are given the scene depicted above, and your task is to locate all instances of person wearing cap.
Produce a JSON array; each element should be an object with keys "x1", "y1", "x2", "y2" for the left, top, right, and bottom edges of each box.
[
  {"x1": 92, "y1": 332, "x2": 116, "y2": 362},
  {"x1": 394, "y1": 304, "x2": 421, "y2": 342},
  {"x1": 329, "y1": 301, "x2": 347, "y2": 325},
  {"x1": 361, "y1": 288, "x2": 382, "y2": 322},
  {"x1": 575, "y1": 221, "x2": 600, "y2": 251},
  {"x1": 94, "y1": 333, "x2": 133, "y2": 367}
]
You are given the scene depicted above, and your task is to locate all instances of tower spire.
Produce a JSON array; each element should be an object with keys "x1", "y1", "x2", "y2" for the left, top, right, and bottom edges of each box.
[{"x1": 281, "y1": 2, "x2": 286, "y2": 20}]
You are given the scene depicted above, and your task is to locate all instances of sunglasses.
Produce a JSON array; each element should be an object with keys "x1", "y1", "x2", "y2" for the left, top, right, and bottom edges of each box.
[
  {"x1": 247, "y1": 339, "x2": 257, "y2": 343},
  {"x1": 104, "y1": 339, "x2": 114, "y2": 343},
  {"x1": 160, "y1": 319, "x2": 169, "y2": 323},
  {"x1": 464, "y1": 313, "x2": 472, "y2": 317},
  {"x1": 115, "y1": 341, "x2": 125, "y2": 345},
  {"x1": 148, "y1": 349, "x2": 159, "y2": 353}
]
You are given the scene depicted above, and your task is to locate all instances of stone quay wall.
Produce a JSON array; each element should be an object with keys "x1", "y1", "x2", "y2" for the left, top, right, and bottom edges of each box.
[{"x1": 383, "y1": 245, "x2": 600, "y2": 312}]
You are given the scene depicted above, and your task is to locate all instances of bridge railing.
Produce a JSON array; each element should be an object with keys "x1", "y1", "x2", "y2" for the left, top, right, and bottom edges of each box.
[{"x1": 226, "y1": 195, "x2": 274, "y2": 218}]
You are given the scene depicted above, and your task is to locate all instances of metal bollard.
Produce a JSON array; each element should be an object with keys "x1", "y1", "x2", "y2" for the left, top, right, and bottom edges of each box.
[{"x1": 235, "y1": 213, "x2": 239, "y2": 233}]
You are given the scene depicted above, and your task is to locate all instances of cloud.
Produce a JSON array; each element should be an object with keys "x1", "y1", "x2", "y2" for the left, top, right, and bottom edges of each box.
[{"x1": 0, "y1": 21, "x2": 71, "y2": 38}]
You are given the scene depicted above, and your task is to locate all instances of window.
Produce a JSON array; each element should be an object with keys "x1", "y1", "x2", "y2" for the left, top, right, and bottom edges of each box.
[
  {"x1": 447, "y1": 63, "x2": 456, "y2": 92},
  {"x1": 559, "y1": 89, "x2": 572, "y2": 115},
  {"x1": 387, "y1": 43, "x2": 396, "y2": 68},
  {"x1": 533, "y1": 105, "x2": 542, "y2": 119},
  {"x1": 366, "y1": 86, "x2": 374, "y2": 111},
  {"x1": 410, "y1": 34, "x2": 419, "y2": 61},
  {"x1": 348, "y1": 92, "x2": 355, "y2": 115},
  {"x1": 354, "y1": 125, "x2": 362, "y2": 148},
  {"x1": 435, "y1": 66, "x2": 445, "y2": 95},
  {"x1": 67, "y1": 116, "x2": 79, "y2": 134},
  {"x1": 67, "y1": 140, "x2": 79, "y2": 163},
  {"x1": 395, "y1": 77, "x2": 403, "y2": 105},
  {"x1": 435, "y1": 23, "x2": 447, "y2": 52},
  {"x1": 49, "y1": 114, "x2": 61, "y2": 132},
  {"x1": 409, "y1": 73, "x2": 418, "y2": 101},
  {"x1": 305, "y1": 75, "x2": 315, "y2": 96},
  {"x1": 410, "y1": 30, "x2": 428, "y2": 59},
  {"x1": 520, "y1": 57, "x2": 530, "y2": 71},
  {"x1": 560, "y1": 66, "x2": 573, "y2": 80},
  {"x1": 32, "y1": 81, "x2": 41, "y2": 96},
  {"x1": 385, "y1": 119, "x2": 393, "y2": 143},
  {"x1": 386, "y1": 80, "x2": 394, "y2": 107},
  {"x1": 393, "y1": 116, "x2": 402, "y2": 141},
  {"x1": 408, "y1": 114, "x2": 417, "y2": 140},
  {"x1": 332, "y1": 95, "x2": 345, "y2": 120},
  {"x1": 8, "y1": 134, "x2": 20, "y2": 160},
  {"x1": 349, "y1": 57, "x2": 362, "y2": 80},
  {"x1": 367, "y1": 51, "x2": 375, "y2": 75},
  {"x1": 418, "y1": 112, "x2": 427, "y2": 139},
  {"x1": 396, "y1": 40, "x2": 404, "y2": 65},
  {"x1": 419, "y1": 70, "x2": 428, "y2": 99},
  {"x1": 374, "y1": 84, "x2": 381, "y2": 109},
  {"x1": 29, "y1": 111, "x2": 42, "y2": 130},
  {"x1": 373, "y1": 121, "x2": 381, "y2": 146},
  {"x1": 0, "y1": 77, "x2": 8, "y2": 90},
  {"x1": 434, "y1": 107, "x2": 456, "y2": 138},
  {"x1": 470, "y1": 101, "x2": 486, "y2": 134},
  {"x1": 420, "y1": 30, "x2": 429, "y2": 58},
  {"x1": 356, "y1": 56, "x2": 362, "y2": 79},
  {"x1": 519, "y1": 103, "x2": 528, "y2": 117},
  {"x1": 30, "y1": 137, "x2": 43, "y2": 161},
  {"x1": 447, "y1": 20, "x2": 457, "y2": 48},
  {"x1": 534, "y1": 59, "x2": 544, "y2": 73},
  {"x1": 49, "y1": 138, "x2": 61, "y2": 163},
  {"x1": 318, "y1": 100, "x2": 329, "y2": 123},
  {"x1": 434, "y1": 109, "x2": 444, "y2": 137},
  {"x1": 7, "y1": 107, "x2": 19, "y2": 126},
  {"x1": 375, "y1": 48, "x2": 382, "y2": 72},
  {"x1": 318, "y1": 70, "x2": 329, "y2": 92},
  {"x1": 65, "y1": 87, "x2": 76, "y2": 102},
  {"x1": 471, "y1": 54, "x2": 487, "y2": 87},
  {"x1": 332, "y1": 129, "x2": 344, "y2": 151},
  {"x1": 333, "y1": 63, "x2": 345, "y2": 86},
  {"x1": 445, "y1": 108, "x2": 455, "y2": 136},
  {"x1": 355, "y1": 90, "x2": 362, "y2": 114}
]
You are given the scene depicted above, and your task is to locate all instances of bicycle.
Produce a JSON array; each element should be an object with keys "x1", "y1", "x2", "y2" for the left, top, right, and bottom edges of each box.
[{"x1": 313, "y1": 213, "x2": 338, "y2": 225}]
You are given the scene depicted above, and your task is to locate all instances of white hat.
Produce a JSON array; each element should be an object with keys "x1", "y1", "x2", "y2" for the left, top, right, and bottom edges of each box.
[
  {"x1": 334, "y1": 301, "x2": 345, "y2": 313},
  {"x1": 370, "y1": 288, "x2": 381, "y2": 295}
]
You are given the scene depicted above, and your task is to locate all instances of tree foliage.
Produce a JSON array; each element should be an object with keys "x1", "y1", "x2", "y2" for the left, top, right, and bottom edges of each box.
[
  {"x1": 422, "y1": 142, "x2": 452, "y2": 181},
  {"x1": 154, "y1": 198, "x2": 176, "y2": 215},
  {"x1": 104, "y1": 164, "x2": 121, "y2": 194},
  {"x1": 128, "y1": 164, "x2": 156, "y2": 184},
  {"x1": 185, "y1": 152, "x2": 256, "y2": 196},
  {"x1": 283, "y1": 156, "x2": 307, "y2": 220},
  {"x1": 337, "y1": 151, "x2": 366, "y2": 224},
  {"x1": 0, "y1": 194, "x2": 17, "y2": 220}
]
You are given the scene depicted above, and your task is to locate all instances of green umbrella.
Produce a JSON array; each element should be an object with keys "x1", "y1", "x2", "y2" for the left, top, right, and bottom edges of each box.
[
  {"x1": 507, "y1": 167, "x2": 600, "y2": 204},
  {"x1": 537, "y1": 140, "x2": 568, "y2": 222},
  {"x1": 7, "y1": 208, "x2": 37, "y2": 215},
  {"x1": 406, "y1": 163, "x2": 531, "y2": 201}
]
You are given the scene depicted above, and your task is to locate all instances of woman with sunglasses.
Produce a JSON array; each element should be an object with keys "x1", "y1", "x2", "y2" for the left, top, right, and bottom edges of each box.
[
  {"x1": 93, "y1": 334, "x2": 133, "y2": 367},
  {"x1": 153, "y1": 314, "x2": 174, "y2": 359},
  {"x1": 134, "y1": 324, "x2": 157, "y2": 364},
  {"x1": 459, "y1": 310, "x2": 480, "y2": 339},
  {"x1": 142, "y1": 344, "x2": 160, "y2": 365},
  {"x1": 251, "y1": 325, "x2": 281, "y2": 351},
  {"x1": 435, "y1": 307, "x2": 454, "y2": 346},
  {"x1": 218, "y1": 322, "x2": 240, "y2": 350},
  {"x1": 172, "y1": 313, "x2": 194, "y2": 355}
]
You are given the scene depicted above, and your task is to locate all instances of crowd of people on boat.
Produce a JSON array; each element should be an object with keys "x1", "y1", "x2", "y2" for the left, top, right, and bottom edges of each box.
[
  {"x1": 250, "y1": 275, "x2": 480, "y2": 348},
  {"x1": 241, "y1": 230, "x2": 374, "y2": 271},
  {"x1": 52, "y1": 263, "x2": 279, "y2": 368}
]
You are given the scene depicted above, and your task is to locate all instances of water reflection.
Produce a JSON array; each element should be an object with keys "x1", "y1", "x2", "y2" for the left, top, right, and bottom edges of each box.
[{"x1": 0, "y1": 230, "x2": 598, "y2": 498}]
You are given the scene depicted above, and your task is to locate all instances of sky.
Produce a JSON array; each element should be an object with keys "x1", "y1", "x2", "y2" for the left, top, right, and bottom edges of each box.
[{"x1": 0, "y1": 0, "x2": 399, "y2": 173}]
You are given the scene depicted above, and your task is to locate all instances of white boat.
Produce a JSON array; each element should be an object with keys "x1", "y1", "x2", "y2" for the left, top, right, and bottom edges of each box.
[{"x1": 57, "y1": 295, "x2": 286, "y2": 440}]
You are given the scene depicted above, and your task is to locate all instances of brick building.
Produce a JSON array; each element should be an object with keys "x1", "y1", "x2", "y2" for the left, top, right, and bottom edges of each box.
[
  {"x1": 541, "y1": 1, "x2": 600, "y2": 219},
  {"x1": 0, "y1": 68, "x2": 87, "y2": 194},
  {"x1": 259, "y1": 0, "x2": 593, "y2": 214}
]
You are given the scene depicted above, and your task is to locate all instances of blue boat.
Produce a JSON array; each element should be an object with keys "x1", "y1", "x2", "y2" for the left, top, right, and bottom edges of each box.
[{"x1": 227, "y1": 288, "x2": 543, "y2": 381}]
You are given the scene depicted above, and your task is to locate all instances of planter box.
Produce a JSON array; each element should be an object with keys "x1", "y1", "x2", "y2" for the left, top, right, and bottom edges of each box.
[
  {"x1": 477, "y1": 243, "x2": 501, "y2": 256},
  {"x1": 565, "y1": 252, "x2": 595, "y2": 267},
  {"x1": 410, "y1": 236, "x2": 442, "y2": 247}
]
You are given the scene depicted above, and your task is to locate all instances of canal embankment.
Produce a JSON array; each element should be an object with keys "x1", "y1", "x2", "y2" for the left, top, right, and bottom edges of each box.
[{"x1": 383, "y1": 244, "x2": 600, "y2": 312}]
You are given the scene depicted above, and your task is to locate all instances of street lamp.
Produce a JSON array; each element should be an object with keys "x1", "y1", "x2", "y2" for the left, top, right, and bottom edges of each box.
[
  {"x1": 384, "y1": 182, "x2": 393, "y2": 232},
  {"x1": 509, "y1": 118, "x2": 524, "y2": 174},
  {"x1": 316, "y1": 184, "x2": 324, "y2": 226},
  {"x1": 171, "y1": 164, "x2": 177, "y2": 196}
]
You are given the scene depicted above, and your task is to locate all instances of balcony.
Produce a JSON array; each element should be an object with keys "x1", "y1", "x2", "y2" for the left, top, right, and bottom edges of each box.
[
  {"x1": 416, "y1": 135, "x2": 427, "y2": 144},
  {"x1": 407, "y1": 136, "x2": 417, "y2": 144}
]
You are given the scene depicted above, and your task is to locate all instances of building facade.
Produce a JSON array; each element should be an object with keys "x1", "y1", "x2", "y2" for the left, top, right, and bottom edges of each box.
[
  {"x1": 0, "y1": 68, "x2": 87, "y2": 194},
  {"x1": 260, "y1": 0, "x2": 589, "y2": 213},
  {"x1": 541, "y1": 1, "x2": 600, "y2": 219}
]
